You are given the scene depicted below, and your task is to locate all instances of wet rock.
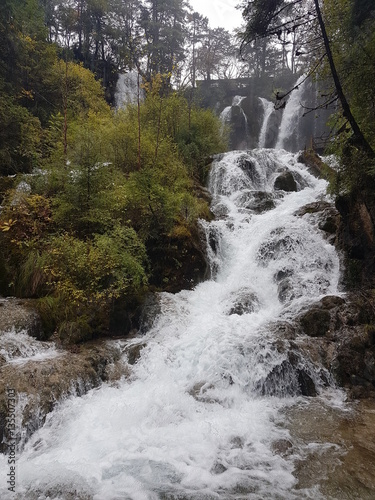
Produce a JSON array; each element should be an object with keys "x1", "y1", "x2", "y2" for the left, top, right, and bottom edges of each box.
[
  {"x1": 270, "y1": 321, "x2": 297, "y2": 340},
  {"x1": 0, "y1": 298, "x2": 43, "y2": 339},
  {"x1": 0, "y1": 339, "x2": 130, "y2": 453},
  {"x1": 274, "y1": 170, "x2": 297, "y2": 192},
  {"x1": 274, "y1": 268, "x2": 295, "y2": 303},
  {"x1": 296, "y1": 201, "x2": 340, "y2": 244},
  {"x1": 125, "y1": 342, "x2": 146, "y2": 365},
  {"x1": 277, "y1": 278, "x2": 295, "y2": 303},
  {"x1": 211, "y1": 201, "x2": 229, "y2": 218},
  {"x1": 258, "y1": 230, "x2": 298, "y2": 265},
  {"x1": 139, "y1": 293, "x2": 162, "y2": 333},
  {"x1": 295, "y1": 201, "x2": 333, "y2": 217},
  {"x1": 258, "y1": 351, "x2": 318, "y2": 398},
  {"x1": 320, "y1": 295, "x2": 345, "y2": 310},
  {"x1": 299, "y1": 308, "x2": 331, "y2": 337},
  {"x1": 228, "y1": 288, "x2": 259, "y2": 315},
  {"x1": 238, "y1": 156, "x2": 261, "y2": 185},
  {"x1": 271, "y1": 439, "x2": 293, "y2": 456},
  {"x1": 211, "y1": 463, "x2": 227, "y2": 474},
  {"x1": 297, "y1": 369, "x2": 318, "y2": 397},
  {"x1": 242, "y1": 191, "x2": 276, "y2": 213}
]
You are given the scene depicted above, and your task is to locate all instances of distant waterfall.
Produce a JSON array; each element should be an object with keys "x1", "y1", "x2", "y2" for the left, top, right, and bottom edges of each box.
[
  {"x1": 276, "y1": 75, "x2": 307, "y2": 150},
  {"x1": 258, "y1": 98, "x2": 274, "y2": 148},
  {"x1": 115, "y1": 71, "x2": 143, "y2": 109},
  {"x1": 220, "y1": 96, "x2": 250, "y2": 149},
  {"x1": 219, "y1": 105, "x2": 232, "y2": 123}
]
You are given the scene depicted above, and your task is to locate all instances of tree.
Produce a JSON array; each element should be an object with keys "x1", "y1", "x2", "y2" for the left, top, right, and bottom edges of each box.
[
  {"x1": 239, "y1": 0, "x2": 374, "y2": 157},
  {"x1": 185, "y1": 12, "x2": 208, "y2": 88},
  {"x1": 140, "y1": 0, "x2": 188, "y2": 86},
  {"x1": 196, "y1": 27, "x2": 236, "y2": 81}
]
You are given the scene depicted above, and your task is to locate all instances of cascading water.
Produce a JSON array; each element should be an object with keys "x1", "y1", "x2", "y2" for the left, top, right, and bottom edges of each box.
[
  {"x1": 276, "y1": 75, "x2": 307, "y2": 151},
  {"x1": 219, "y1": 105, "x2": 232, "y2": 123},
  {"x1": 115, "y1": 71, "x2": 143, "y2": 109},
  {"x1": 258, "y1": 98, "x2": 274, "y2": 148},
  {"x1": 220, "y1": 95, "x2": 250, "y2": 149},
  {"x1": 0, "y1": 148, "x2": 347, "y2": 499}
]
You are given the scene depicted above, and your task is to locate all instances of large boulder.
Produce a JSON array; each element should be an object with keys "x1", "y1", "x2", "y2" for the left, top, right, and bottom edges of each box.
[
  {"x1": 299, "y1": 308, "x2": 331, "y2": 337},
  {"x1": 274, "y1": 170, "x2": 297, "y2": 192}
]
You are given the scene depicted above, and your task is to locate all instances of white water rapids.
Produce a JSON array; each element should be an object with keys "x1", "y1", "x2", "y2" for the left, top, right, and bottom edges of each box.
[{"x1": 0, "y1": 148, "x2": 346, "y2": 499}]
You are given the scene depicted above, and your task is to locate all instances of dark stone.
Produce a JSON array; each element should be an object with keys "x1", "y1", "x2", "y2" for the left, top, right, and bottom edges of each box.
[
  {"x1": 270, "y1": 321, "x2": 297, "y2": 340},
  {"x1": 275, "y1": 269, "x2": 293, "y2": 281},
  {"x1": 271, "y1": 439, "x2": 293, "y2": 456},
  {"x1": 300, "y1": 308, "x2": 331, "y2": 337},
  {"x1": 211, "y1": 463, "x2": 227, "y2": 474},
  {"x1": 274, "y1": 170, "x2": 297, "y2": 192},
  {"x1": 228, "y1": 289, "x2": 259, "y2": 315},
  {"x1": 319, "y1": 295, "x2": 345, "y2": 310},
  {"x1": 278, "y1": 278, "x2": 295, "y2": 303},
  {"x1": 245, "y1": 191, "x2": 276, "y2": 213},
  {"x1": 319, "y1": 216, "x2": 338, "y2": 234},
  {"x1": 146, "y1": 222, "x2": 208, "y2": 293},
  {"x1": 297, "y1": 150, "x2": 334, "y2": 179},
  {"x1": 297, "y1": 369, "x2": 317, "y2": 397},
  {"x1": 257, "y1": 352, "x2": 317, "y2": 398},
  {"x1": 139, "y1": 293, "x2": 162, "y2": 333},
  {"x1": 295, "y1": 201, "x2": 332, "y2": 216},
  {"x1": 126, "y1": 343, "x2": 146, "y2": 365}
]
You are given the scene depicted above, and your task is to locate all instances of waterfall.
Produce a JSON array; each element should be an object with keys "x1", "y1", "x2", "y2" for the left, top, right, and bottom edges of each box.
[
  {"x1": 2, "y1": 148, "x2": 346, "y2": 499},
  {"x1": 115, "y1": 71, "x2": 143, "y2": 109},
  {"x1": 276, "y1": 75, "x2": 307, "y2": 150},
  {"x1": 219, "y1": 105, "x2": 232, "y2": 123},
  {"x1": 258, "y1": 97, "x2": 274, "y2": 148},
  {"x1": 220, "y1": 95, "x2": 250, "y2": 149}
]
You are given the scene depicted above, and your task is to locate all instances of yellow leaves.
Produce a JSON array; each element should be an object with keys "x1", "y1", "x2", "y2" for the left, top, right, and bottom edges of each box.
[
  {"x1": 0, "y1": 219, "x2": 17, "y2": 232},
  {"x1": 20, "y1": 88, "x2": 34, "y2": 100},
  {"x1": 19, "y1": 33, "x2": 37, "y2": 49}
]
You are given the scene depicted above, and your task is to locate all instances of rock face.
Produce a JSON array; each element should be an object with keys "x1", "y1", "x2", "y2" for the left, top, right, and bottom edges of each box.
[
  {"x1": 291, "y1": 154, "x2": 375, "y2": 398},
  {"x1": 336, "y1": 188, "x2": 375, "y2": 288},
  {"x1": 293, "y1": 294, "x2": 375, "y2": 399},
  {"x1": 146, "y1": 222, "x2": 208, "y2": 293},
  {"x1": 0, "y1": 298, "x2": 43, "y2": 338}
]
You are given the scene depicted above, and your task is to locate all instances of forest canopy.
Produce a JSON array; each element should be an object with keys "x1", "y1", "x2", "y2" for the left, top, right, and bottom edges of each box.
[{"x1": 0, "y1": 0, "x2": 227, "y2": 342}]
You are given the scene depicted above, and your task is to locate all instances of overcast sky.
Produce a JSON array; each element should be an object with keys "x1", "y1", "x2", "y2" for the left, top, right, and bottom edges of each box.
[{"x1": 188, "y1": 0, "x2": 244, "y2": 32}]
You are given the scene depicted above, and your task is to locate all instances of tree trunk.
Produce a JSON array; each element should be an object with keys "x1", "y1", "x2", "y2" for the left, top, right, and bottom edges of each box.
[{"x1": 313, "y1": 0, "x2": 374, "y2": 157}]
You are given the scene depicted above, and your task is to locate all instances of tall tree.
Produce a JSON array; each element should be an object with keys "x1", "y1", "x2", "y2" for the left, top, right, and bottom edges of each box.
[
  {"x1": 239, "y1": 0, "x2": 374, "y2": 156},
  {"x1": 196, "y1": 27, "x2": 235, "y2": 81},
  {"x1": 185, "y1": 11, "x2": 208, "y2": 88},
  {"x1": 140, "y1": 0, "x2": 187, "y2": 86}
]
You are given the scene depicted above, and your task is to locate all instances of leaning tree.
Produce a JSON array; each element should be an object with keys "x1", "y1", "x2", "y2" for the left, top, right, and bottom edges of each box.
[{"x1": 239, "y1": 0, "x2": 374, "y2": 157}]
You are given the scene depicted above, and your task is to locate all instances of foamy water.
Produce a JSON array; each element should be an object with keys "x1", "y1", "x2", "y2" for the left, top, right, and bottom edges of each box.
[{"x1": 0, "y1": 150, "x2": 345, "y2": 499}]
